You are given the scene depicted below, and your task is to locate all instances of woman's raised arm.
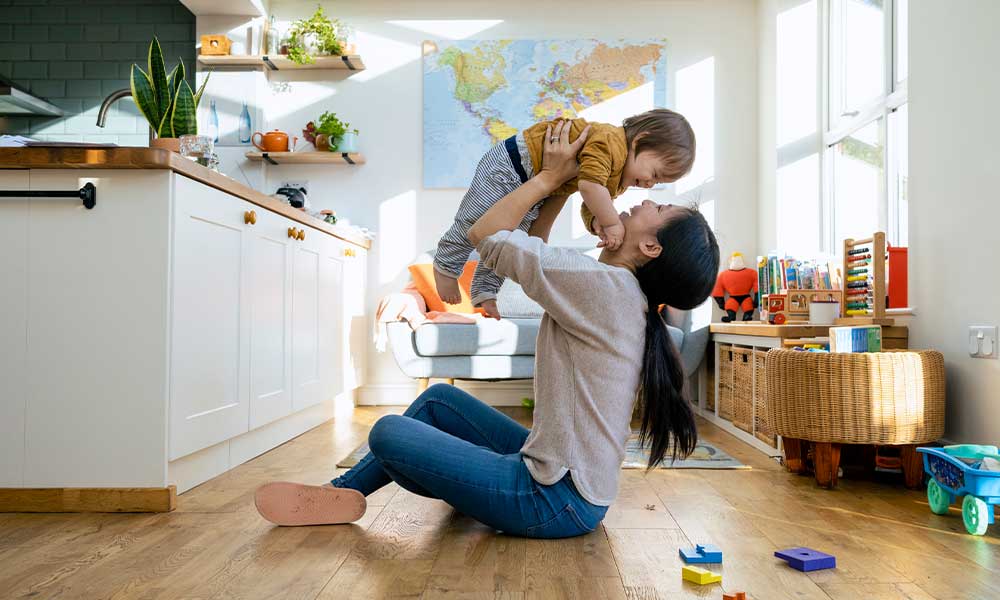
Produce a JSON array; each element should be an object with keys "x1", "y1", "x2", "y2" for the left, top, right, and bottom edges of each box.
[{"x1": 467, "y1": 121, "x2": 589, "y2": 246}]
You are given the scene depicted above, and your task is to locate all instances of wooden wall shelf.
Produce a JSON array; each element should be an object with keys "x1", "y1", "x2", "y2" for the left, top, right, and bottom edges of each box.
[
  {"x1": 197, "y1": 54, "x2": 365, "y2": 71},
  {"x1": 245, "y1": 151, "x2": 365, "y2": 165}
]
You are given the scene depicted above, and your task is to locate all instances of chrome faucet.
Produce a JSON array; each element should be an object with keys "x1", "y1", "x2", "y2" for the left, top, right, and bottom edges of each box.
[
  {"x1": 97, "y1": 88, "x2": 155, "y2": 143},
  {"x1": 96, "y1": 88, "x2": 132, "y2": 127}
]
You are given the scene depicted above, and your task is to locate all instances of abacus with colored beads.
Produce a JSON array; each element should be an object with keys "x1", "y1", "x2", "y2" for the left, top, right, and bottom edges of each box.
[{"x1": 835, "y1": 232, "x2": 894, "y2": 326}]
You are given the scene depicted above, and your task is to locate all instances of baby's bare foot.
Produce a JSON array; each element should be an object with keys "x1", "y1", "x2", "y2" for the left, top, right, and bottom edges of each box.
[
  {"x1": 434, "y1": 270, "x2": 462, "y2": 305},
  {"x1": 481, "y1": 299, "x2": 501, "y2": 320}
]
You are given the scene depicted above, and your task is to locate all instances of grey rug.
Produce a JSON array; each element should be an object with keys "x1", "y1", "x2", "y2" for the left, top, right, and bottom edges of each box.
[{"x1": 337, "y1": 431, "x2": 748, "y2": 470}]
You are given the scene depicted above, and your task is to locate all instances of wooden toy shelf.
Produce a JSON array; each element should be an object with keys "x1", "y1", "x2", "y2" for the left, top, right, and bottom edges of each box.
[
  {"x1": 245, "y1": 151, "x2": 365, "y2": 165},
  {"x1": 197, "y1": 54, "x2": 365, "y2": 71}
]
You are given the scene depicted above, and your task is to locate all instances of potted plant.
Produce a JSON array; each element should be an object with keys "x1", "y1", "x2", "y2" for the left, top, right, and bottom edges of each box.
[
  {"x1": 130, "y1": 37, "x2": 209, "y2": 152},
  {"x1": 313, "y1": 111, "x2": 356, "y2": 152},
  {"x1": 286, "y1": 5, "x2": 344, "y2": 65}
]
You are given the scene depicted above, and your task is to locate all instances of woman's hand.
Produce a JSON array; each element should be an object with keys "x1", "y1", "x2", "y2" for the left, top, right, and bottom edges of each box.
[{"x1": 538, "y1": 120, "x2": 590, "y2": 191}]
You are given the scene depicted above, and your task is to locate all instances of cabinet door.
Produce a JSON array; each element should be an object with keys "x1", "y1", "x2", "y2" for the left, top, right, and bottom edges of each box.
[
  {"x1": 169, "y1": 177, "x2": 250, "y2": 460},
  {"x1": 0, "y1": 172, "x2": 29, "y2": 486},
  {"x1": 247, "y1": 209, "x2": 292, "y2": 429},
  {"x1": 291, "y1": 226, "x2": 324, "y2": 411},
  {"x1": 320, "y1": 237, "x2": 345, "y2": 402},
  {"x1": 343, "y1": 245, "x2": 367, "y2": 392}
]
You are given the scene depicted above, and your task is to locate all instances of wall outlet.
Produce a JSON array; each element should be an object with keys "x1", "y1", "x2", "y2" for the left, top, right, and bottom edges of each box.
[
  {"x1": 968, "y1": 326, "x2": 998, "y2": 358},
  {"x1": 280, "y1": 180, "x2": 309, "y2": 195}
]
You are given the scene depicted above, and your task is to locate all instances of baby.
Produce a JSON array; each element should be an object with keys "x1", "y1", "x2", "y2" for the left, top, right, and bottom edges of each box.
[{"x1": 434, "y1": 109, "x2": 696, "y2": 318}]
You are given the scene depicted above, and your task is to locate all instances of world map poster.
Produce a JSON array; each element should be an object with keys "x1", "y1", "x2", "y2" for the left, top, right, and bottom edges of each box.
[{"x1": 422, "y1": 39, "x2": 668, "y2": 188}]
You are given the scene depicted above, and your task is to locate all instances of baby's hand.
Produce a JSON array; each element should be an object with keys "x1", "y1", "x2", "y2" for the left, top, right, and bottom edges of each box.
[{"x1": 597, "y1": 221, "x2": 625, "y2": 251}]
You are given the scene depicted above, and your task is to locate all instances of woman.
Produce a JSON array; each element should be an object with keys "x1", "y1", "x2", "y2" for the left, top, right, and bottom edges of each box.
[{"x1": 255, "y1": 121, "x2": 720, "y2": 538}]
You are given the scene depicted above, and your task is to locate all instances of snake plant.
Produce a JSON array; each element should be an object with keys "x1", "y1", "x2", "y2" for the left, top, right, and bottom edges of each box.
[{"x1": 130, "y1": 37, "x2": 208, "y2": 138}]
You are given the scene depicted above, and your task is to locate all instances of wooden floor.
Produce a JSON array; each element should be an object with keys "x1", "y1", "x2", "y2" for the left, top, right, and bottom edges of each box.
[{"x1": 2, "y1": 406, "x2": 998, "y2": 600}]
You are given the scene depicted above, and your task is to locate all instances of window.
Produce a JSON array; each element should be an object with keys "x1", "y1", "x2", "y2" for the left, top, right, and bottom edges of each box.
[{"x1": 823, "y1": 0, "x2": 907, "y2": 249}]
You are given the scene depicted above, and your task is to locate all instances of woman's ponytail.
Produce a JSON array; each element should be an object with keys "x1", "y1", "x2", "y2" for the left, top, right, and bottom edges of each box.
[{"x1": 635, "y1": 206, "x2": 719, "y2": 468}]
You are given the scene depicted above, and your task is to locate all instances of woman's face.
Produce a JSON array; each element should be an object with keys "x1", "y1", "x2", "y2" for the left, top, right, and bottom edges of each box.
[{"x1": 618, "y1": 199, "x2": 679, "y2": 239}]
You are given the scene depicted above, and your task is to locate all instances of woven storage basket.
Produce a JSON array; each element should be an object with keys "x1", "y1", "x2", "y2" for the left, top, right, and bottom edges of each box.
[
  {"x1": 717, "y1": 344, "x2": 734, "y2": 419},
  {"x1": 753, "y1": 349, "x2": 777, "y2": 447},
  {"x1": 765, "y1": 349, "x2": 945, "y2": 444},
  {"x1": 730, "y1": 347, "x2": 754, "y2": 433}
]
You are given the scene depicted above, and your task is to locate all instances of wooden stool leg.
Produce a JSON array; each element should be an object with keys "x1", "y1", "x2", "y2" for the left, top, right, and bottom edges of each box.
[
  {"x1": 900, "y1": 444, "x2": 924, "y2": 489},
  {"x1": 814, "y1": 442, "x2": 841, "y2": 489},
  {"x1": 416, "y1": 378, "x2": 430, "y2": 394},
  {"x1": 783, "y1": 438, "x2": 806, "y2": 474},
  {"x1": 444, "y1": 378, "x2": 455, "y2": 386}
]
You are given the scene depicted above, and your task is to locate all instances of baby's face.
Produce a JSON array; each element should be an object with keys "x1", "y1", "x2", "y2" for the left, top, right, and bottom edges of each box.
[{"x1": 622, "y1": 149, "x2": 678, "y2": 190}]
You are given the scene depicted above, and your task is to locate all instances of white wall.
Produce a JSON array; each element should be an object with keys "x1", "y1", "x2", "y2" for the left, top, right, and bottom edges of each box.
[
  {"x1": 910, "y1": 0, "x2": 1000, "y2": 443},
  {"x1": 204, "y1": 0, "x2": 759, "y2": 404}
]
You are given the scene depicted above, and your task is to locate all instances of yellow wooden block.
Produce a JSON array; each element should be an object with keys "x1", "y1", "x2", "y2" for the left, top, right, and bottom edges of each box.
[{"x1": 682, "y1": 565, "x2": 722, "y2": 585}]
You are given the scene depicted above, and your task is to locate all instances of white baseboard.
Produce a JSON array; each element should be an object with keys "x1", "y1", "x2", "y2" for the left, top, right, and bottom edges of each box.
[
  {"x1": 358, "y1": 380, "x2": 534, "y2": 407},
  {"x1": 168, "y1": 397, "x2": 338, "y2": 494}
]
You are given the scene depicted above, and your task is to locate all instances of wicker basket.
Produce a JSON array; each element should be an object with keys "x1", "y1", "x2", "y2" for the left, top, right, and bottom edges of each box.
[
  {"x1": 730, "y1": 347, "x2": 754, "y2": 433},
  {"x1": 717, "y1": 344, "x2": 733, "y2": 419},
  {"x1": 765, "y1": 349, "x2": 945, "y2": 444},
  {"x1": 753, "y1": 349, "x2": 777, "y2": 447}
]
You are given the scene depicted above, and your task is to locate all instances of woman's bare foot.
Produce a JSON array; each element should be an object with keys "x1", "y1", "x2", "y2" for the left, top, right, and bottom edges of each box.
[
  {"x1": 254, "y1": 481, "x2": 366, "y2": 526},
  {"x1": 434, "y1": 270, "x2": 462, "y2": 305},
  {"x1": 480, "y1": 299, "x2": 501, "y2": 320}
]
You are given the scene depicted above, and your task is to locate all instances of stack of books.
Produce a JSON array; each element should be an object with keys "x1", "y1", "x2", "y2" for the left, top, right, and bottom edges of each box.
[{"x1": 829, "y1": 325, "x2": 882, "y2": 353}]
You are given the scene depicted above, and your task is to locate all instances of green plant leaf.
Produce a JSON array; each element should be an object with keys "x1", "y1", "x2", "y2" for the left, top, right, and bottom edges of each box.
[
  {"x1": 193, "y1": 72, "x2": 209, "y2": 108},
  {"x1": 148, "y1": 37, "x2": 170, "y2": 118},
  {"x1": 171, "y1": 80, "x2": 197, "y2": 137},
  {"x1": 174, "y1": 58, "x2": 186, "y2": 97},
  {"x1": 130, "y1": 64, "x2": 159, "y2": 131},
  {"x1": 165, "y1": 64, "x2": 178, "y2": 95},
  {"x1": 157, "y1": 104, "x2": 173, "y2": 138}
]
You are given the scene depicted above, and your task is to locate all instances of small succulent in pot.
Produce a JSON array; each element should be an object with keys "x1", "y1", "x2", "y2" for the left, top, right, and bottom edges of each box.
[{"x1": 131, "y1": 36, "x2": 209, "y2": 146}]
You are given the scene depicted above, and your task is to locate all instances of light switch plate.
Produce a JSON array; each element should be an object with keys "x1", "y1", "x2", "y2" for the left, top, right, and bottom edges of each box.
[{"x1": 969, "y1": 326, "x2": 998, "y2": 358}]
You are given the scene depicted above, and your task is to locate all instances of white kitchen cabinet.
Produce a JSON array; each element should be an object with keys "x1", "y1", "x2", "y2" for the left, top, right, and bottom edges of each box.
[
  {"x1": 0, "y1": 172, "x2": 29, "y2": 487},
  {"x1": 332, "y1": 240, "x2": 367, "y2": 395},
  {"x1": 169, "y1": 176, "x2": 251, "y2": 460},
  {"x1": 0, "y1": 161, "x2": 369, "y2": 498},
  {"x1": 291, "y1": 226, "x2": 324, "y2": 411},
  {"x1": 247, "y1": 208, "x2": 293, "y2": 430}
]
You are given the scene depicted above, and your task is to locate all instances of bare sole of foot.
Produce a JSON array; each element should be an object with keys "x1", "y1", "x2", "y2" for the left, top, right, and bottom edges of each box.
[
  {"x1": 254, "y1": 481, "x2": 366, "y2": 526},
  {"x1": 433, "y1": 269, "x2": 462, "y2": 305}
]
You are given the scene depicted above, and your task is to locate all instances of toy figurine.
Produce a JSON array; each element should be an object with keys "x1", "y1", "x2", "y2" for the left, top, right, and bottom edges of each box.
[{"x1": 712, "y1": 252, "x2": 758, "y2": 322}]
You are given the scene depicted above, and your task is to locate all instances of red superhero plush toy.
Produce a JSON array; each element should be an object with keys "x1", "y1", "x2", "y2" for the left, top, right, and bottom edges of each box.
[{"x1": 712, "y1": 252, "x2": 758, "y2": 322}]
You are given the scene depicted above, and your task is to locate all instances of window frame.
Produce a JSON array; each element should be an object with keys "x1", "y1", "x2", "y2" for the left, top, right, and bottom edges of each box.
[{"x1": 820, "y1": 0, "x2": 908, "y2": 253}]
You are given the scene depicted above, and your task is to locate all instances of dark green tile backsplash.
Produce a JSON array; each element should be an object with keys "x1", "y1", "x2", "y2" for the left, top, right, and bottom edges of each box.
[{"x1": 0, "y1": 0, "x2": 195, "y2": 145}]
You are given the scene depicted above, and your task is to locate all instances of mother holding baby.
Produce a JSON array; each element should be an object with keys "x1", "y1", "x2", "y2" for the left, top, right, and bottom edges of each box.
[{"x1": 255, "y1": 119, "x2": 720, "y2": 539}]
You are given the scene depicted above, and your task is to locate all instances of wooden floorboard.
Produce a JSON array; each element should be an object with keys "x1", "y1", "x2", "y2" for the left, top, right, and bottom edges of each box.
[{"x1": 1, "y1": 405, "x2": 996, "y2": 599}]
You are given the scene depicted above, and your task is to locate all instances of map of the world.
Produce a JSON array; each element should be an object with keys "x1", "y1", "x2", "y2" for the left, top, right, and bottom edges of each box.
[{"x1": 422, "y1": 39, "x2": 668, "y2": 188}]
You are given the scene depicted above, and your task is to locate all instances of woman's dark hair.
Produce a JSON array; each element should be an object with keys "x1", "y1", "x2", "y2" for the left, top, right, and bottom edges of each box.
[
  {"x1": 623, "y1": 109, "x2": 697, "y2": 181},
  {"x1": 634, "y1": 206, "x2": 719, "y2": 468}
]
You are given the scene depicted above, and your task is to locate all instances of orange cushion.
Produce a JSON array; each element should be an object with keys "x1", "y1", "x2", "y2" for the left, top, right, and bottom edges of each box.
[{"x1": 408, "y1": 262, "x2": 485, "y2": 314}]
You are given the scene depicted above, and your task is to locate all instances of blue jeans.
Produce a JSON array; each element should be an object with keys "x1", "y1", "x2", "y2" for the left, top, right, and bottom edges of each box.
[{"x1": 332, "y1": 383, "x2": 608, "y2": 538}]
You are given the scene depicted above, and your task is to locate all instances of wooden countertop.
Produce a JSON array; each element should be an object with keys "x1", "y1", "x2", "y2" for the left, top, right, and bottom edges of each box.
[
  {"x1": 710, "y1": 322, "x2": 908, "y2": 338},
  {"x1": 0, "y1": 147, "x2": 371, "y2": 249}
]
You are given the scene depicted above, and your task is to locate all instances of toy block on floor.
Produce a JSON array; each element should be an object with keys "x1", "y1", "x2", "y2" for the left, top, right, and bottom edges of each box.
[
  {"x1": 681, "y1": 565, "x2": 722, "y2": 585},
  {"x1": 723, "y1": 593, "x2": 747, "y2": 600},
  {"x1": 774, "y1": 547, "x2": 836, "y2": 572},
  {"x1": 679, "y1": 543, "x2": 723, "y2": 563}
]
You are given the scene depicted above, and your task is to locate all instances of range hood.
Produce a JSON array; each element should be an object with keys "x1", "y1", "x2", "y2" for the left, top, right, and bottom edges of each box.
[{"x1": 0, "y1": 75, "x2": 63, "y2": 117}]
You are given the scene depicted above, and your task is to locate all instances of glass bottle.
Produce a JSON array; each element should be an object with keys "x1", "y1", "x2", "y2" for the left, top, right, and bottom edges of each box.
[
  {"x1": 239, "y1": 101, "x2": 252, "y2": 144},
  {"x1": 207, "y1": 99, "x2": 220, "y2": 143}
]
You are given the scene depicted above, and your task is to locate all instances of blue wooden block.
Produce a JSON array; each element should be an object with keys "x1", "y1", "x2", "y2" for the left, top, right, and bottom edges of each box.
[
  {"x1": 774, "y1": 547, "x2": 836, "y2": 572},
  {"x1": 679, "y1": 543, "x2": 723, "y2": 564}
]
